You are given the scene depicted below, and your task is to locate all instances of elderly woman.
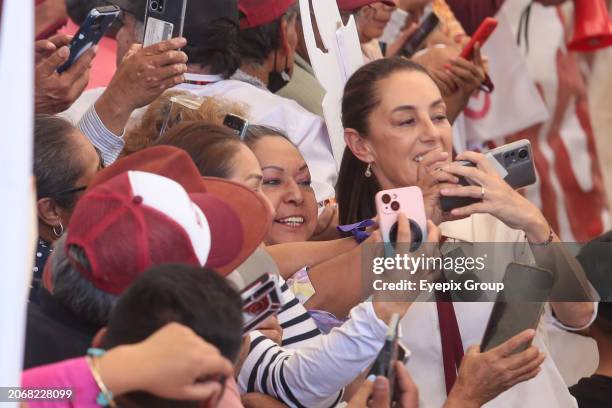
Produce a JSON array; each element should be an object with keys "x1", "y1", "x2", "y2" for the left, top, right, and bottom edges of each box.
[{"x1": 32, "y1": 115, "x2": 103, "y2": 302}]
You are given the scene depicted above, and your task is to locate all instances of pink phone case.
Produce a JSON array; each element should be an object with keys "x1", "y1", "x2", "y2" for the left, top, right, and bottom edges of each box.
[{"x1": 375, "y1": 186, "x2": 427, "y2": 251}]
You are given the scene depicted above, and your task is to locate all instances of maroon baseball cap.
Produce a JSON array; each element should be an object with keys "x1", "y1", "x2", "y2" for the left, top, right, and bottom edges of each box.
[
  {"x1": 66, "y1": 171, "x2": 226, "y2": 294},
  {"x1": 84, "y1": 146, "x2": 273, "y2": 276},
  {"x1": 336, "y1": 0, "x2": 396, "y2": 11},
  {"x1": 238, "y1": 0, "x2": 296, "y2": 29}
]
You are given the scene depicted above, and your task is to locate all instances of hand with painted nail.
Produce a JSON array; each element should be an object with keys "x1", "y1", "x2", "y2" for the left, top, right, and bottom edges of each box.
[
  {"x1": 35, "y1": 35, "x2": 96, "y2": 114},
  {"x1": 347, "y1": 362, "x2": 418, "y2": 408},
  {"x1": 95, "y1": 37, "x2": 189, "y2": 135},
  {"x1": 412, "y1": 44, "x2": 486, "y2": 123},
  {"x1": 444, "y1": 329, "x2": 546, "y2": 408}
]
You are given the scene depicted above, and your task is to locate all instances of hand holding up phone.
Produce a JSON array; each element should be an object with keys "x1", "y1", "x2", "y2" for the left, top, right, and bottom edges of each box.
[
  {"x1": 35, "y1": 36, "x2": 96, "y2": 114},
  {"x1": 447, "y1": 329, "x2": 545, "y2": 407},
  {"x1": 347, "y1": 362, "x2": 418, "y2": 408},
  {"x1": 371, "y1": 216, "x2": 441, "y2": 324},
  {"x1": 439, "y1": 150, "x2": 548, "y2": 240},
  {"x1": 94, "y1": 37, "x2": 188, "y2": 135}
]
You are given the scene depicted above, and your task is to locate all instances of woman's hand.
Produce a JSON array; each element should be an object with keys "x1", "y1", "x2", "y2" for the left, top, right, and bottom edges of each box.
[
  {"x1": 431, "y1": 44, "x2": 487, "y2": 122},
  {"x1": 439, "y1": 150, "x2": 550, "y2": 242},
  {"x1": 447, "y1": 329, "x2": 545, "y2": 407},
  {"x1": 414, "y1": 147, "x2": 459, "y2": 225}
]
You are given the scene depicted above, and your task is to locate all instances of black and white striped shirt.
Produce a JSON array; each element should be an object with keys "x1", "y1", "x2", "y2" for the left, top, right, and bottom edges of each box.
[{"x1": 239, "y1": 277, "x2": 389, "y2": 408}]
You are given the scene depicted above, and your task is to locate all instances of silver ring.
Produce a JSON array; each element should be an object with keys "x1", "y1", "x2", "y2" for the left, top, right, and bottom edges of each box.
[{"x1": 481, "y1": 185, "x2": 486, "y2": 200}]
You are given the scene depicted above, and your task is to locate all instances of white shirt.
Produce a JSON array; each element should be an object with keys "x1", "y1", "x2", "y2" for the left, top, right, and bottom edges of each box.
[
  {"x1": 241, "y1": 300, "x2": 388, "y2": 408},
  {"x1": 175, "y1": 77, "x2": 338, "y2": 202},
  {"x1": 400, "y1": 213, "x2": 596, "y2": 408}
]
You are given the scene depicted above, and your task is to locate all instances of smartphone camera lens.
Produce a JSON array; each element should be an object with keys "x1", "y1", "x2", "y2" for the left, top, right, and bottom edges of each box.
[
  {"x1": 382, "y1": 194, "x2": 391, "y2": 204},
  {"x1": 150, "y1": 1, "x2": 159, "y2": 11},
  {"x1": 391, "y1": 201, "x2": 400, "y2": 211},
  {"x1": 518, "y1": 149, "x2": 528, "y2": 159}
]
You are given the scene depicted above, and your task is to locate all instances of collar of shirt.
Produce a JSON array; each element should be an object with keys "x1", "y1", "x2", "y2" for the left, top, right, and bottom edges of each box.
[
  {"x1": 230, "y1": 68, "x2": 267, "y2": 90},
  {"x1": 183, "y1": 72, "x2": 225, "y2": 87}
]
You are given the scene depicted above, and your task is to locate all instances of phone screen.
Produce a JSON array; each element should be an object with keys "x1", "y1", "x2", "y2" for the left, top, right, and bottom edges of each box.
[{"x1": 480, "y1": 263, "x2": 553, "y2": 352}]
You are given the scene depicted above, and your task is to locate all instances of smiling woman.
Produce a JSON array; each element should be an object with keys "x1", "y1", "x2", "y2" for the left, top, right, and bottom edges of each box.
[
  {"x1": 337, "y1": 57, "x2": 454, "y2": 225},
  {"x1": 244, "y1": 125, "x2": 319, "y2": 245}
]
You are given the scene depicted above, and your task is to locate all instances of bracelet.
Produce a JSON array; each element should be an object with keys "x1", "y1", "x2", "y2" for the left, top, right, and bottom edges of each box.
[
  {"x1": 336, "y1": 219, "x2": 376, "y2": 244},
  {"x1": 86, "y1": 348, "x2": 117, "y2": 408},
  {"x1": 527, "y1": 226, "x2": 554, "y2": 246}
]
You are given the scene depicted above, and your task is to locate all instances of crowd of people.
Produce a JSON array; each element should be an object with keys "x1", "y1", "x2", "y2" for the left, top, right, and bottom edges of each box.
[{"x1": 12, "y1": 0, "x2": 612, "y2": 407}]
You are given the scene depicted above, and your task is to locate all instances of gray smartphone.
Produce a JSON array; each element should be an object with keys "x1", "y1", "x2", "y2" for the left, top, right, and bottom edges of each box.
[
  {"x1": 143, "y1": 0, "x2": 187, "y2": 47},
  {"x1": 480, "y1": 263, "x2": 554, "y2": 352},
  {"x1": 441, "y1": 139, "x2": 537, "y2": 212}
]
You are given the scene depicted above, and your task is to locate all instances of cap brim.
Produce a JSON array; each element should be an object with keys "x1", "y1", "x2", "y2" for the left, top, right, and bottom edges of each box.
[
  {"x1": 89, "y1": 146, "x2": 208, "y2": 194},
  {"x1": 199, "y1": 177, "x2": 272, "y2": 275}
]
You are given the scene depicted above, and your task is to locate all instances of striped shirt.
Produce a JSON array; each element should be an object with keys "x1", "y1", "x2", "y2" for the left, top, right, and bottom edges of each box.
[
  {"x1": 77, "y1": 105, "x2": 125, "y2": 166},
  {"x1": 239, "y1": 281, "x2": 389, "y2": 408}
]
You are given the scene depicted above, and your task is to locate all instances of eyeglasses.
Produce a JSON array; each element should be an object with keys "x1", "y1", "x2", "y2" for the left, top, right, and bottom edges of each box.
[{"x1": 47, "y1": 148, "x2": 106, "y2": 198}]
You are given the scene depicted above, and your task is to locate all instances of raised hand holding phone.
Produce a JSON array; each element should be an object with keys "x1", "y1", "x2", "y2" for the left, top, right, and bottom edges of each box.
[
  {"x1": 447, "y1": 329, "x2": 545, "y2": 407},
  {"x1": 35, "y1": 37, "x2": 96, "y2": 114},
  {"x1": 57, "y1": 6, "x2": 120, "y2": 73},
  {"x1": 94, "y1": 36, "x2": 188, "y2": 135}
]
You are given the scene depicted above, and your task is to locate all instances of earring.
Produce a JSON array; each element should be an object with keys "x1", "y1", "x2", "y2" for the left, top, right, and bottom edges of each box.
[
  {"x1": 364, "y1": 163, "x2": 372, "y2": 178},
  {"x1": 53, "y1": 220, "x2": 64, "y2": 237}
]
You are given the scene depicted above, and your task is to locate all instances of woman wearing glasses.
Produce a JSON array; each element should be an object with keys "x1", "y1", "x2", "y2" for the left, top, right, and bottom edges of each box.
[{"x1": 32, "y1": 115, "x2": 104, "y2": 302}]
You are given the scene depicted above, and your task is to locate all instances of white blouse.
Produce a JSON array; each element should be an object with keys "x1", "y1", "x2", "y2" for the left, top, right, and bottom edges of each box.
[{"x1": 399, "y1": 213, "x2": 596, "y2": 408}]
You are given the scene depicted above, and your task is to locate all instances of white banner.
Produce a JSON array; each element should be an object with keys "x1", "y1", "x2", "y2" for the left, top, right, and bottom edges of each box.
[
  {"x1": 0, "y1": 0, "x2": 34, "y2": 397},
  {"x1": 463, "y1": 11, "x2": 550, "y2": 144}
]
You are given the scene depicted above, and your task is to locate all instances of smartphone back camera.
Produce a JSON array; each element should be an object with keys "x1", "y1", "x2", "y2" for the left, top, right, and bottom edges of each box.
[
  {"x1": 503, "y1": 148, "x2": 530, "y2": 167},
  {"x1": 150, "y1": 0, "x2": 165, "y2": 12},
  {"x1": 381, "y1": 193, "x2": 400, "y2": 214}
]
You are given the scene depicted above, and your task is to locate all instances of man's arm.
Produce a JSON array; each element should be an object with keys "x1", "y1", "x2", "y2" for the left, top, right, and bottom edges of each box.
[{"x1": 77, "y1": 105, "x2": 126, "y2": 166}]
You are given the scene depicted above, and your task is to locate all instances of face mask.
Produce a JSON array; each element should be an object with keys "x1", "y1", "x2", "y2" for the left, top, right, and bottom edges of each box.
[{"x1": 267, "y1": 51, "x2": 291, "y2": 93}]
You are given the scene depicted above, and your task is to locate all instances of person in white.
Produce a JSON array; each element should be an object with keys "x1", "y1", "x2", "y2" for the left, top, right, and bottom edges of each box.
[
  {"x1": 336, "y1": 56, "x2": 597, "y2": 407},
  {"x1": 175, "y1": 0, "x2": 336, "y2": 202}
]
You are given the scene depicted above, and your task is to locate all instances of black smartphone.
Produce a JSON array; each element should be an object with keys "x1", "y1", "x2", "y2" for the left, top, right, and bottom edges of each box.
[
  {"x1": 143, "y1": 0, "x2": 187, "y2": 47},
  {"x1": 57, "y1": 6, "x2": 120, "y2": 73},
  {"x1": 480, "y1": 263, "x2": 554, "y2": 352},
  {"x1": 402, "y1": 12, "x2": 440, "y2": 57},
  {"x1": 223, "y1": 114, "x2": 250, "y2": 140},
  {"x1": 241, "y1": 272, "x2": 283, "y2": 333},
  {"x1": 441, "y1": 139, "x2": 537, "y2": 212},
  {"x1": 368, "y1": 314, "x2": 407, "y2": 403}
]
